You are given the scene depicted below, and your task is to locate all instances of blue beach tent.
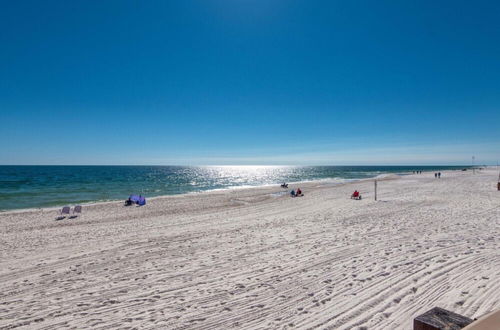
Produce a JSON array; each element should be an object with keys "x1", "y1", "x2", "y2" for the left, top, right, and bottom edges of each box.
[{"x1": 129, "y1": 194, "x2": 146, "y2": 206}]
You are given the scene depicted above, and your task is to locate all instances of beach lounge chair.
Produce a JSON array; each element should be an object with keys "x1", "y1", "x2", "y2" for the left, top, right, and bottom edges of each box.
[
  {"x1": 60, "y1": 206, "x2": 70, "y2": 215},
  {"x1": 71, "y1": 205, "x2": 82, "y2": 218},
  {"x1": 56, "y1": 206, "x2": 70, "y2": 220}
]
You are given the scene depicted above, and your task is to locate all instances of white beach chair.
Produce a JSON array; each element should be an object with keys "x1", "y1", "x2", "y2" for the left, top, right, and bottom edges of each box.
[
  {"x1": 56, "y1": 206, "x2": 70, "y2": 220},
  {"x1": 71, "y1": 205, "x2": 82, "y2": 218},
  {"x1": 60, "y1": 206, "x2": 70, "y2": 215}
]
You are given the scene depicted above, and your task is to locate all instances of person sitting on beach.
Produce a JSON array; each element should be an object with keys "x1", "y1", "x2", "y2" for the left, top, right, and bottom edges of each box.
[
  {"x1": 290, "y1": 189, "x2": 296, "y2": 197},
  {"x1": 296, "y1": 188, "x2": 302, "y2": 196},
  {"x1": 351, "y1": 190, "x2": 361, "y2": 200},
  {"x1": 124, "y1": 197, "x2": 133, "y2": 206}
]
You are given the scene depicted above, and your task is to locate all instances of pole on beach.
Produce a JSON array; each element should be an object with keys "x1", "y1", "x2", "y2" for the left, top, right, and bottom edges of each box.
[
  {"x1": 374, "y1": 180, "x2": 377, "y2": 201},
  {"x1": 498, "y1": 172, "x2": 500, "y2": 191},
  {"x1": 472, "y1": 156, "x2": 475, "y2": 174}
]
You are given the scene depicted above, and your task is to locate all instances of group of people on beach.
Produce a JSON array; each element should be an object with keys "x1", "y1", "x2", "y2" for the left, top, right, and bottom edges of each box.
[
  {"x1": 413, "y1": 170, "x2": 423, "y2": 174},
  {"x1": 283, "y1": 182, "x2": 362, "y2": 200},
  {"x1": 290, "y1": 188, "x2": 303, "y2": 197},
  {"x1": 434, "y1": 172, "x2": 442, "y2": 178},
  {"x1": 282, "y1": 183, "x2": 303, "y2": 197}
]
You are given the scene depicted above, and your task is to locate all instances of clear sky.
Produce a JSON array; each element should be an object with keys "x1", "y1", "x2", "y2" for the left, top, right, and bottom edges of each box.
[{"x1": 1, "y1": 0, "x2": 499, "y2": 165}]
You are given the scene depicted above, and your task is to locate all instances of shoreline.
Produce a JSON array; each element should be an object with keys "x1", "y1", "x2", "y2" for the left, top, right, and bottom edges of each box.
[
  {"x1": 0, "y1": 166, "x2": 473, "y2": 213},
  {"x1": 0, "y1": 171, "x2": 403, "y2": 215},
  {"x1": 0, "y1": 168, "x2": 420, "y2": 214}
]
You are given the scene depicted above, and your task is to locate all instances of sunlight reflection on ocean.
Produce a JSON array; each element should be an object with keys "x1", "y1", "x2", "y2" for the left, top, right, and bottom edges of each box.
[{"x1": 0, "y1": 165, "x2": 466, "y2": 210}]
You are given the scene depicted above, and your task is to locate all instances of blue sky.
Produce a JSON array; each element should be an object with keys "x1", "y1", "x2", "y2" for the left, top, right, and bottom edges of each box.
[{"x1": 1, "y1": 0, "x2": 499, "y2": 165}]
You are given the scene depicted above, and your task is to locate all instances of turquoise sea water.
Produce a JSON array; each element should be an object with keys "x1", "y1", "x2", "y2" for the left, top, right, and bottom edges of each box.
[{"x1": 0, "y1": 165, "x2": 467, "y2": 211}]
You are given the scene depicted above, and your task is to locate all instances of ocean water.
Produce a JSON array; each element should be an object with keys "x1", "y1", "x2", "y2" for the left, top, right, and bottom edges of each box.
[{"x1": 0, "y1": 165, "x2": 467, "y2": 211}]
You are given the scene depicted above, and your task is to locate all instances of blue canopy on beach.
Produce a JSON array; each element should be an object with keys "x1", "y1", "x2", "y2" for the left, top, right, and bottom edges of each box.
[{"x1": 129, "y1": 195, "x2": 146, "y2": 206}]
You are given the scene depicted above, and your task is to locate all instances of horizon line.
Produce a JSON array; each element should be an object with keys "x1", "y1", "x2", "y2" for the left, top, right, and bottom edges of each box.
[{"x1": 0, "y1": 164, "x2": 483, "y2": 167}]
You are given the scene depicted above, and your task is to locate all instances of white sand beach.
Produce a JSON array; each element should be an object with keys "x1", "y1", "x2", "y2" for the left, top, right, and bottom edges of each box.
[{"x1": 0, "y1": 168, "x2": 499, "y2": 329}]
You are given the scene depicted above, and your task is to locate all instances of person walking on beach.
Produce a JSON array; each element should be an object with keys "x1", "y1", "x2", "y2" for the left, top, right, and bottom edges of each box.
[
  {"x1": 438, "y1": 172, "x2": 441, "y2": 178},
  {"x1": 434, "y1": 173, "x2": 437, "y2": 178}
]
